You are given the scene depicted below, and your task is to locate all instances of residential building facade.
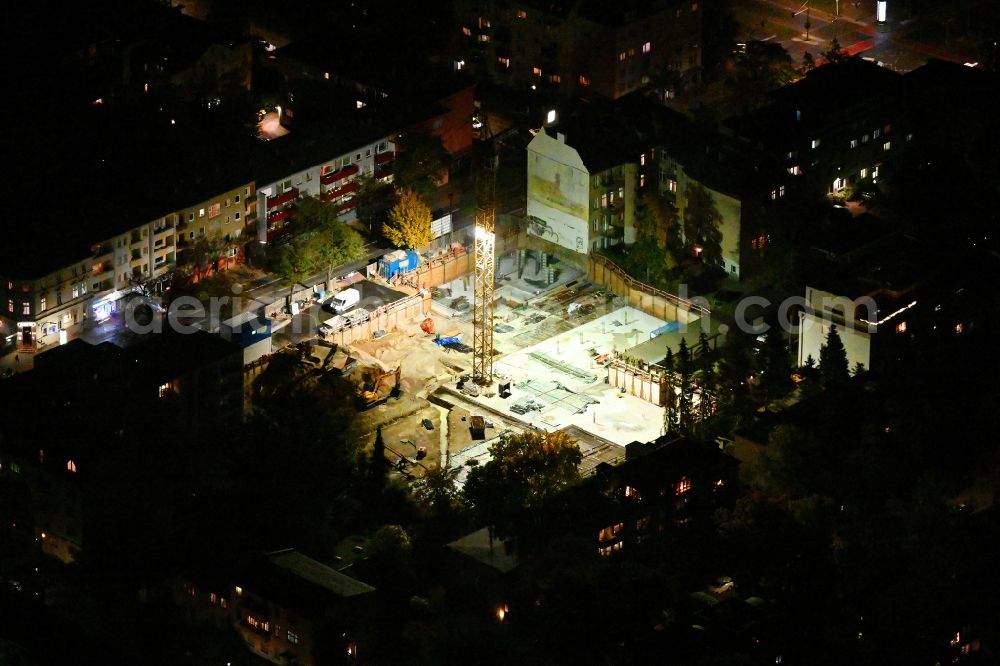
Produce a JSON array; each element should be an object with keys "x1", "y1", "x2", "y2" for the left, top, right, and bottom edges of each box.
[{"x1": 455, "y1": 0, "x2": 701, "y2": 99}]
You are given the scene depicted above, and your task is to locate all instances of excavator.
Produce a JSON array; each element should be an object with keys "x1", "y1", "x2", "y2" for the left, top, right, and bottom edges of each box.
[{"x1": 356, "y1": 366, "x2": 402, "y2": 410}]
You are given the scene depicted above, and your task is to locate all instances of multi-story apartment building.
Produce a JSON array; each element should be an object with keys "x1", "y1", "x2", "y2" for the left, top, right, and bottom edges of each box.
[
  {"x1": 728, "y1": 59, "x2": 904, "y2": 198},
  {"x1": 256, "y1": 136, "x2": 395, "y2": 245},
  {"x1": 0, "y1": 331, "x2": 242, "y2": 563},
  {"x1": 175, "y1": 180, "x2": 257, "y2": 274},
  {"x1": 232, "y1": 549, "x2": 375, "y2": 665},
  {"x1": 527, "y1": 93, "x2": 785, "y2": 279},
  {"x1": 1, "y1": 177, "x2": 255, "y2": 352},
  {"x1": 455, "y1": 0, "x2": 701, "y2": 99},
  {"x1": 526, "y1": 127, "x2": 638, "y2": 254}
]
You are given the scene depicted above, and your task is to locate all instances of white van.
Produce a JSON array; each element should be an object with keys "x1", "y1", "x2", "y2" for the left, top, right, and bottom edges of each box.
[
  {"x1": 319, "y1": 315, "x2": 343, "y2": 336},
  {"x1": 326, "y1": 287, "x2": 360, "y2": 314}
]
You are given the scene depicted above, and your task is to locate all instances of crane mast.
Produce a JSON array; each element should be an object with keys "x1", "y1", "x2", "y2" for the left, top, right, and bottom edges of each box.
[{"x1": 473, "y1": 127, "x2": 498, "y2": 386}]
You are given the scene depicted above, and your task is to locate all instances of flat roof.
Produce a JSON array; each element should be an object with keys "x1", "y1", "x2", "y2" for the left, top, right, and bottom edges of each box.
[
  {"x1": 267, "y1": 549, "x2": 375, "y2": 597},
  {"x1": 447, "y1": 527, "x2": 519, "y2": 573}
]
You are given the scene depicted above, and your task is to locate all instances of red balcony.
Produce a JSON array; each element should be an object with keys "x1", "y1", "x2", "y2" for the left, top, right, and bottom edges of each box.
[
  {"x1": 321, "y1": 182, "x2": 358, "y2": 202},
  {"x1": 320, "y1": 164, "x2": 359, "y2": 185},
  {"x1": 374, "y1": 151, "x2": 394, "y2": 165},
  {"x1": 334, "y1": 199, "x2": 358, "y2": 215},
  {"x1": 267, "y1": 208, "x2": 294, "y2": 224},
  {"x1": 266, "y1": 188, "x2": 298, "y2": 209}
]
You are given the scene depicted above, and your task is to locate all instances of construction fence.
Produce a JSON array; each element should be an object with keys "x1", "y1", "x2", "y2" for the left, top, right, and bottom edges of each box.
[
  {"x1": 588, "y1": 253, "x2": 710, "y2": 324},
  {"x1": 322, "y1": 291, "x2": 432, "y2": 347}
]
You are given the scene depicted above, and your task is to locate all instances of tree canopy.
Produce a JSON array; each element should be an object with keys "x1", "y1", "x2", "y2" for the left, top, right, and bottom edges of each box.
[
  {"x1": 269, "y1": 196, "x2": 365, "y2": 287},
  {"x1": 464, "y1": 430, "x2": 582, "y2": 538},
  {"x1": 682, "y1": 183, "x2": 725, "y2": 268},
  {"x1": 384, "y1": 190, "x2": 433, "y2": 249},
  {"x1": 393, "y1": 128, "x2": 449, "y2": 198}
]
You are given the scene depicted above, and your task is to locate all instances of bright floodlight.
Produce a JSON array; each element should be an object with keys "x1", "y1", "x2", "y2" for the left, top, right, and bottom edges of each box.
[
  {"x1": 546, "y1": 109, "x2": 557, "y2": 124},
  {"x1": 876, "y1": 0, "x2": 886, "y2": 23}
]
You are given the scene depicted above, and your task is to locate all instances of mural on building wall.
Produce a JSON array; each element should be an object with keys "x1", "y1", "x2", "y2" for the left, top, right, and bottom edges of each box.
[{"x1": 528, "y1": 161, "x2": 588, "y2": 220}]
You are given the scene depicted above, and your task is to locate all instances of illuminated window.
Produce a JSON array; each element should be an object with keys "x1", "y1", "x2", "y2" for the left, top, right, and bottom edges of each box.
[
  {"x1": 478, "y1": 34, "x2": 490, "y2": 43},
  {"x1": 601, "y1": 193, "x2": 608, "y2": 208},
  {"x1": 896, "y1": 321, "x2": 907, "y2": 334},
  {"x1": 220, "y1": 597, "x2": 228, "y2": 608},
  {"x1": 850, "y1": 139, "x2": 858, "y2": 148},
  {"x1": 199, "y1": 208, "x2": 206, "y2": 218},
  {"x1": 625, "y1": 485, "x2": 642, "y2": 500},
  {"x1": 951, "y1": 632, "x2": 961, "y2": 647},
  {"x1": 873, "y1": 128, "x2": 880, "y2": 138},
  {"x1": 771, "y1": 190, "x2": 777, "y2": 200},
  {"x1": 788, "y1": 165, "x2": 801, "y2": 175},
  {"x1": 498, "y1": 56, "x2": 510, "y2": 68},
  {"x1": 599, "y1": 541, "x2": 623, "y2": 557},
  {"x1": 517, "y1": 9, "x2": 527, "y2": 18},
  {"x1": 665, "y1": 178, "x2": 677, "y2": 193},
  {"x1": 532, "y1": 66, "x2": 542, "y2": 76},
  {"x1": 811, "y1": 138, "x2": 821, "y2": 149},
  {"x1": 640, "y1": 153, "x2": 646, "y2": 166},
  {"x1": 39, "y1": 449, "x2": 45, "y2": 463},
  {"x1": 550, "y1": 74, "x2": 561, "y2": 83},
  {"x1": 7, "y1": 299, "x2": 12, "y2": 312},
  {"x1": 210, "y1": 593, "x2": 218, "y2": 604},
  {"x1": 40, "y1": 297, "x2": 47, "y2": 311},
  {"x1": 955, "y1": 323, "x2": 964, "y2": 334},
  {"x1": 247, "y1": 615, "x2": 270, "y2": 632},
  {"x1": 462, "y1": 26, "x2": 471, "y2": 36},
  {"x1": 618, "y1": 51, "x2": 626, "y2": 62},
  {"x1": 235, "y1": 586, "x2": 243, "y2": 596},
  {"x1": 639, "y1": 173, "x2": 645, "y2": 187},
  {"x1": 832, "y1": 177, "x2": 846, "y2": 192},
  {"x1": 882, "y1": 141, "x2": 891, "y2": 151},
  {"x1": 779, "y1": 185, "x2": 785, "y2": 197},
  {"x1": 675, "y1": 477, "x2": 691, "y2": 494},
  {"x1": 478, "y1": 17, "x2": 490, "y2": 28},
  {"x1": 860, "y1": 168, "x2": 868, "y2": 179},
  {"x1": 67, "y1": 460, "x2": 77, "y2": 473},
  {"x1": 872, "y1": 165, "x2": 879, "y2": 178},
  {"x1": 287, "y1": 631, "x2": 299, "y2": 644},
  {"x1": 579, "y1": 75, "x2": 590, "y2": 86},
  {"x1": 22, "y1": 302, "x2": 30, "y2": 315},
  {"x1": 643, "y1": 41, "x2": 651, "y2": 53}
]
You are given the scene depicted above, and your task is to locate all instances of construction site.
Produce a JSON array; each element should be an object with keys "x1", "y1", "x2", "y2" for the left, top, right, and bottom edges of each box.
[{"x1": 249, "y1": 240, "x2": 708, "y2": 488}]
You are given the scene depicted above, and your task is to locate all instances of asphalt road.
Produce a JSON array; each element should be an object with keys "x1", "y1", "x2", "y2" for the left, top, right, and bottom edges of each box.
[{"x1": 732, "y1": 0, "x2": 985, "y2": 72}]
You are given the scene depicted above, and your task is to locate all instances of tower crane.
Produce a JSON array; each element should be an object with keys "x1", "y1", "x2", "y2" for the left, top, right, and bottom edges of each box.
[{"x1": 472, "y1": 110, "x2": 499, "y2": 386}]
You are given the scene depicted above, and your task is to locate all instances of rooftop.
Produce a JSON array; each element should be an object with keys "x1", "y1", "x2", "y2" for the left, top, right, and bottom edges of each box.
[
  {"x1": 447, "y1": 528, "x2": 519, "y2": 573},
  {"x1": 267, "y1": 549, "x2": 375, "y2": 598}
]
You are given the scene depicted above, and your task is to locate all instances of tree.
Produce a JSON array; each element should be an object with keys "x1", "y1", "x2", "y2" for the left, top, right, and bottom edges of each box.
[
  {"x1": 662, "y1": 348, "x2": 678, "y2": 434},
  {"x1": 384, "y1": 190, "x2": 433, "y2": 249},
  {"x1": 760, "y1": 327, "x2": 793, "y2": 401},
  {"x1": 824, "y1": 37, "x2": 849, "y2": 64},
  {"x1": 463, "y1": 430, "x2": 582, "y2": 538},
  {"x1": 676, "y1": 338, "x2": 695, "y2": 433},
  {"x1": 364, "y1": 524, "x2": 416, "y2": 593},
  {"x1": 269, "y1": 197, "x2": 365, "y2": 293},
  {"x1": 355, "y1": 174, "x2": 396, "y2": 232},
  {"x1": 725, "y1": 41, "x2": 796, "y2": 111},
  {"x1": 697, "y1": 331, "x2": 716, "y2": 429},
  {"x1": 393, "y1": 128, "x2": 449, "y2": 198},
  {"x1": 682, "y1": 183, "x2": 724, "y2": 268},
  {"x1": 801, "y1": 51, "x2": 816, "y2": 73},
  {"x1": 819, "y1": 324, "x2": 850, "y2": 387}
]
